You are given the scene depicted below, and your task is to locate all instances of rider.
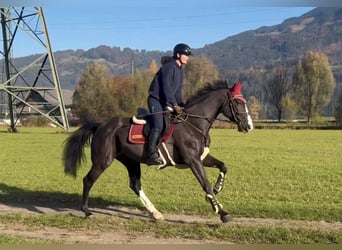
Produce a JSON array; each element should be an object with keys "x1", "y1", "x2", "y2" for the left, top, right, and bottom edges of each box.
[{"x1": 146, "y1": 43, "x2": 192, "y2": 165}]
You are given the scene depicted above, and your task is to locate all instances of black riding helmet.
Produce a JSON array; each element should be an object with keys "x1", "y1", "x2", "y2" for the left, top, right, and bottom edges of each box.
[{"x1": 173, "y1": 43, "x2": 193, "y2": 56}]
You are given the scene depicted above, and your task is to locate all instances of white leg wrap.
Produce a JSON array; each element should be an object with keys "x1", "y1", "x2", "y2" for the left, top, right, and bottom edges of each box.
[{"x1": 201, "y1": 147, "x2": 210, "y2": 161}]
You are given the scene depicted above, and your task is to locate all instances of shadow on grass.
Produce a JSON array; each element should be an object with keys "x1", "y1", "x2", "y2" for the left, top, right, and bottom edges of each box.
[
  {"x1": 0, "y1": 182, "x2": 150, "y2": 220},
  {"x1": 0, "y1": 183, "x2": 224, "y2": 224}
]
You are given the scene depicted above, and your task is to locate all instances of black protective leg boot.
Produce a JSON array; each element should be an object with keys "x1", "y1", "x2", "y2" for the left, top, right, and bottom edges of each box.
[{"x1": 146, "y1": 129, "x2": 163, "y2": 166}]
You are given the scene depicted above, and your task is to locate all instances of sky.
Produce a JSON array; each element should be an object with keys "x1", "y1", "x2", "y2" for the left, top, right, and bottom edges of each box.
[{"x1": 3, "y1": 0, "x2": 341, "y2": 57}]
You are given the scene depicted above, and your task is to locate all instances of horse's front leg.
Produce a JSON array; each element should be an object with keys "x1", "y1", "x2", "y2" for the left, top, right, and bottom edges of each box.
[
  {"x1": 188, "y1": 157, "x2": 232, "y2": 223},
  {"x1": 202, "y1": 153, "x2": 227, "y2": 195}
]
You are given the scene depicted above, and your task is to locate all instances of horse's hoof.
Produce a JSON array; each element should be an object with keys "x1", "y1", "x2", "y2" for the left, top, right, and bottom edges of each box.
[
  {"x1": 84, "y1": 212, "x2": 93, "y2": 218},
  {"x1": 81, "y1": 207, "x2": 93, "y2": 218},
  {"x1": 220, "y1": 214, "x2": 232, "y2": 223},
  {"x1": 152, "y1": 211, "x2": 165, "y2": 221}
]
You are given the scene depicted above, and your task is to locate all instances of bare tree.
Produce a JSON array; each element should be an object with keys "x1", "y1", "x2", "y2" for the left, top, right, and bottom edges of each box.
[{"x1": 264, "y1": 66, "x2": 290, "y2": 121}]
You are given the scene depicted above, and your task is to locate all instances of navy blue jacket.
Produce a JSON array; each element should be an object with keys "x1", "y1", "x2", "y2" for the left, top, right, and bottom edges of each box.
[{"x1": 148, "y1": 58, "x2": 184, "y2": 109}]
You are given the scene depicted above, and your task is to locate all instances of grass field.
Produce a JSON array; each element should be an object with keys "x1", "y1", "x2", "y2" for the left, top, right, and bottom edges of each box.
[{"x1": 0, "y1": 127, "x2": 341, "y2": 243}]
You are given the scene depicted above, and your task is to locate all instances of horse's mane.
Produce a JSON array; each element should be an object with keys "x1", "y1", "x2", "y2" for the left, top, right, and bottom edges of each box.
[{"x1": 185, "y1": 80, "x2": 229, "y2": 106}]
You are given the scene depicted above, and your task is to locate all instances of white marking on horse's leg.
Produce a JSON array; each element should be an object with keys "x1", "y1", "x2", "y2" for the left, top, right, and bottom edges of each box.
[
  {"x1": 245, "y1": 105, "x2": 254, "y2": 131},
  {"x1": 139, "y1": 190, "x2": 164, "y2": 220}
]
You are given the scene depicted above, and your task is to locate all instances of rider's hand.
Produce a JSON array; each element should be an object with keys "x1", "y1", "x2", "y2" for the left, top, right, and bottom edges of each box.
[{"x1": 173, "y1": 105, "x2": 184, "y2": 114}]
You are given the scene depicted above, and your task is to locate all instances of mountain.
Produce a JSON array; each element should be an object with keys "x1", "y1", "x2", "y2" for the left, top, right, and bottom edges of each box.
[
  {"x1": 11, "y1": 7, "x2": 342, "y2": 99},
  {"x1": 200, "y1": 7, "x2": 342, "y2": 73},
  {"x1": 12, "y1": 47, "x2": 166, "y2": 90},
  {"x1": 198, "y1": 7, "x2": 342, "y2": 105}
]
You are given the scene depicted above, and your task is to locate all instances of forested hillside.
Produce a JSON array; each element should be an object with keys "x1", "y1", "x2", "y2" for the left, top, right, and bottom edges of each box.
[
  {"x1": 10, "y1": 7, "x2": 342, "y2": 117},
  {"x1": 202, "y1": 8, "x2": 342, "y2": 71}
]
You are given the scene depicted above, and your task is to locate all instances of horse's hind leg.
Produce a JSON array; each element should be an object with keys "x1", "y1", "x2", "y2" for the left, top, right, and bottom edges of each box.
[
  {"x1": 82, "y1": 165, "x2": 109, "y2": 216},
  {"x1": 119, "y1": 157, "x2": 164, "y2": 221},
  {"x1": 81, "y1": 119, "x2": 118, "y2": 216},
  {"x1": 202, "y1": 153, "x2": 227, "y2": 195}
]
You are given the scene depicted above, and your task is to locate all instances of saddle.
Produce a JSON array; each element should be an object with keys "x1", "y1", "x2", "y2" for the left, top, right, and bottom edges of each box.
[{"x1": 128, "y1": 108, "x2": 174, "y2": 144}]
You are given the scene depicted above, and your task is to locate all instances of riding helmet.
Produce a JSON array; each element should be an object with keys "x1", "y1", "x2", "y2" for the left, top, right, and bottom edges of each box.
[{"x1": 173, "y1": 43, "x2": 193, "y2": 56}]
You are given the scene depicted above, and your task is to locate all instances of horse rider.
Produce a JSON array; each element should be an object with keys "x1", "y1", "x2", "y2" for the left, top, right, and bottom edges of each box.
[{"x1": 146, "y1": 43, "x2": 192, "y2": 165}]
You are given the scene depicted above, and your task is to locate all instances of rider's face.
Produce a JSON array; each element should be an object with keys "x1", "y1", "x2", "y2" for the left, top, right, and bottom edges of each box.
[{"x1": 179, "y1": 54, "x2": 190, "y2": 65}]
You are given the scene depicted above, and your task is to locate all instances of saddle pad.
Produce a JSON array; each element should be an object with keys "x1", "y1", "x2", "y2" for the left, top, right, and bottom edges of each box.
[
  {"x1": 128, "y1": 124, "x2": 146, "y2": 144},
  {"x1": 128, "y1": 123, "x2": 174, "y2": 144}
]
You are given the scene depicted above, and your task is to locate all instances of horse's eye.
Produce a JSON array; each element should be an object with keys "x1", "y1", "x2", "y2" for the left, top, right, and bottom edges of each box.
[{"x1": 234, "y1": 99, "x2": 244, "y2": 105}]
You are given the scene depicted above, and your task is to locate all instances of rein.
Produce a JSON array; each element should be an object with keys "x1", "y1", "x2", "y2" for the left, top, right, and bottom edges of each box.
[
  {"x1": 174, "y1": 96, "x2": 229, "y2": 139},
  {"x1": 174, "y1": 113, "x2": 210, "y2": 139}
]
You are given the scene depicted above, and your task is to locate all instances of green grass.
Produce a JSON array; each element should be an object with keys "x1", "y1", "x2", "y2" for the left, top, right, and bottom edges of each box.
[
  {"x1": 0, "y1": 235, "x2": 36, "y2": 244},
  {"x1": 0, "y1": 127, "x2": 341, "y2": 243},
  {"x1": 211, "y1": 129, "x2": 341, "y2": 221}
]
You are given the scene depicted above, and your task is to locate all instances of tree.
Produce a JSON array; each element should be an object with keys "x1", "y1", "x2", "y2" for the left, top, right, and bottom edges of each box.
[
  {"x1": 183, "y1": 57, "x2": 219, "y2": 100},
  {"x1": 132, "y1": 69, "x2": 153, "y2": 109},
  {"x1": 148, "y1": 59, "x2": 159, "y2": 74},
  {"x1": 292, "y1": 50, "x2": 336, "y2": 123},
  {"x1": 264, "y1": 66, "x2": 291, "y2": 121},
  {"x1": 248, "y1": 96, "x2": 261, "y2": 121},
  {"x1": 335, "y1": 91, "x2": 342, "y2": 127},
  {"x1": 281, "y1": 96, "x2": 298, "y2": 121},
  {"x1": 108, "y1": 76, "x2": 136, "y2": 116},
  {"x1": 72, "y1": 63, "x2": 116, "y2": 122}
]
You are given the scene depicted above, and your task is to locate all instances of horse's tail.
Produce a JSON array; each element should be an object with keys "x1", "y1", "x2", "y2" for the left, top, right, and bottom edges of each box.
[{"x1": 63, "y1": 122, "x2": 101, "y2": 178}]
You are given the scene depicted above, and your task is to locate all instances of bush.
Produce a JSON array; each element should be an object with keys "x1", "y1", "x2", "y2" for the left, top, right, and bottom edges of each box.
[{"x1": 21, "y1": 116, "x2": 50, "y2": 127}]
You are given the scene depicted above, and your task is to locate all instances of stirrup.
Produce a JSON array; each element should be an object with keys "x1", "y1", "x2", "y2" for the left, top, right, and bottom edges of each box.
[{"x1": 146, "y1": 155, "x2": 163, "y2": 166}]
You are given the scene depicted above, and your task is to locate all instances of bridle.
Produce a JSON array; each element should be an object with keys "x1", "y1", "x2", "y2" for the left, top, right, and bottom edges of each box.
[
  {"x1": 226, "y1": 92, "x2": 249, "y2": 127},
  {"x1": 174, "y1": 90, "x2": 248, "y2": 138}
]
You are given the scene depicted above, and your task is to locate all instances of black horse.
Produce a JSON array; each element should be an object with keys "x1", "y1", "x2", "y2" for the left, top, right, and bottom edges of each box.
[{"x1": 63, "y1": 80, "x2": 253, "y2": 223}]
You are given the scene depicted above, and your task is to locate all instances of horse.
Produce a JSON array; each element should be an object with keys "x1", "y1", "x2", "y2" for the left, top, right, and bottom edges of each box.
[{"x1": 63, "y1": 80, "x2": 253, "y2": 223}]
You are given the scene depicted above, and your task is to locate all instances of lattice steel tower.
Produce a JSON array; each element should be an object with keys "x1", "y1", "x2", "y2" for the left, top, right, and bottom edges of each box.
[{"x1": 0, "y1": 7, "x2": 69, "y2": 132}]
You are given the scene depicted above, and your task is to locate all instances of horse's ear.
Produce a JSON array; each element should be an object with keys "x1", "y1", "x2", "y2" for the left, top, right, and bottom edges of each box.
[{"x1": 230, "y1": 81, "x2": 243, "y2": 96}]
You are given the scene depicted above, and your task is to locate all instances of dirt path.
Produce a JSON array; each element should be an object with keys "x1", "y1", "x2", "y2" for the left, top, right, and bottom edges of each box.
[
  {"x1": 0, "y1": 223, "x2": 228, "y2": 244},
  {"x1": 0, "y1": 203, "x2": 341, "y2": 244}
]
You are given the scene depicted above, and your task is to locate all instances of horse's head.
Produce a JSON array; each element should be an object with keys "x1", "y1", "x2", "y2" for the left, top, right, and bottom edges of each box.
[{"x1": 222, "y1": 82, "x2": 253, "y2": 133}]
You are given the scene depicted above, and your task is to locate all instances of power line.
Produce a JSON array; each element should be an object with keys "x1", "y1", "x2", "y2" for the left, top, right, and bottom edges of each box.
[{"x1": 46, "y1": 7, "x2": 308, "y2": 27}]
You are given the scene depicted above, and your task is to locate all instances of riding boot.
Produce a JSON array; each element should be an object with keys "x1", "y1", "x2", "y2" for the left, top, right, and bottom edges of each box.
[{"x1": 146, "y1": 129, "x2": 163, "y2": 166}]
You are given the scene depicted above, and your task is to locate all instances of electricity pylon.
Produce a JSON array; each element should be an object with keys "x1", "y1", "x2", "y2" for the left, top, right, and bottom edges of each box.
[{"x1": 0, "y1": 7, "x2": 69, "y2": 132}]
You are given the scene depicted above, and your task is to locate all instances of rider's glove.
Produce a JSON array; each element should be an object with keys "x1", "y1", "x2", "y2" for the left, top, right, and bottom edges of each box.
[
  {"x1": 166, "y1": 105, "x2": 183, "y2": 115},
  {"x1": 173, "y1": 105, "x2": 184, "y2": 114}
]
